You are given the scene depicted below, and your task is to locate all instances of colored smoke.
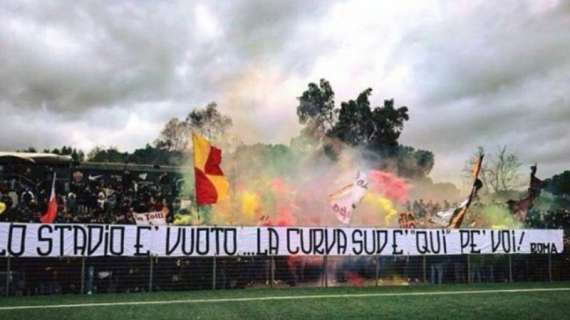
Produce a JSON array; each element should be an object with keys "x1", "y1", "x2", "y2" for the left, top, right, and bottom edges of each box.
[
  {"x1": 361, "y1": 193, "x2": 398, "y2": 226},
  {"x1": 345, "y1": 271, "x2": 365, "y2": 287},
  {"x1": 479, "y1": 204, "x2": 522, "y2": 229},
  {"x1": 368, "y1": 170, "x2": 409, "y2": 203}
]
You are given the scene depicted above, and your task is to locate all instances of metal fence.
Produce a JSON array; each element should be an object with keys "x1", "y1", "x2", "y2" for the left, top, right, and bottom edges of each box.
[{"x1": 2, "y1": 245, "x2": 569, "y2": 296}]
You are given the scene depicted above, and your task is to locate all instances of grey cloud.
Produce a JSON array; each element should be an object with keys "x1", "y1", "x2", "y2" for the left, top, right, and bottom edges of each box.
[
  {"x1": 392, "y1": 2, "x2": 570, "y2": 182},
  {"x1": 0, "y1": 0, "x2": 569, "y2": 184},
  {"x1": 397, "y1": 2, "x2": 570, "y2": 106},
  {"x1": 223, "y1": 1, "x2": 330, "y2": 58},
  {"x1": 0, "y1": 0, "x2": 334, "y2": 112},
  {"x1": 0, "y1": 0, "x2": 334, "y2": 150},
  {"x1": 0, "y1": 1, "x2": 192, "y2": 115}
]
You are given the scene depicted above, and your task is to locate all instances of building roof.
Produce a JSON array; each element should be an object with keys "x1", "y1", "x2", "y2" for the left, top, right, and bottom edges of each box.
[{"x1": 0, "y1": 152, "x2": 73, "y2": 165}]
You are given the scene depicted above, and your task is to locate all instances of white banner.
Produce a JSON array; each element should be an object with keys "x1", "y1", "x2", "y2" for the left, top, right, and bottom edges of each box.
[
  {"x1": 134, "y1": 210, "x2": 168, "y2": 226},
  {"x1": 0, "y1": 222, "x2": 563, "y2": 257}
]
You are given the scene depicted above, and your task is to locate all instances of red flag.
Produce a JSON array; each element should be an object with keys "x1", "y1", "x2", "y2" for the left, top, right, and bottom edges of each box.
[
  {"x1": 40, "y1": 173, "x2": 58, "y2": 223},
  {"x1": 507, "y1": 164, "x2": 544, "y2": 222}
]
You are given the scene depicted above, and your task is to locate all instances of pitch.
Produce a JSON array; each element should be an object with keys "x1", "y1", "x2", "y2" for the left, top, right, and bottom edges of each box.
[{"x1": 1, "y1": 282, "x2": 569, "y2": 320}]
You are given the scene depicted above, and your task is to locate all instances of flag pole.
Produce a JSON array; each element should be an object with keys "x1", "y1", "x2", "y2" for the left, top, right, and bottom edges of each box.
[
  {"x1": 192, "y1": 130, "x2": 199, "y2": 223},
  {"x1": 194, "y1": 177, "x2": 200, "y2": 223},
  {"x1": 447, "y1": 154, "x2": 484, "y2": 229}
]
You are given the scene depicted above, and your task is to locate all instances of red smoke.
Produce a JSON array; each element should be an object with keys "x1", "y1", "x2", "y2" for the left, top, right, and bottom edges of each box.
[
  {"x1": 346, "y1": 271, "x2": 364, "y2": 287},
  {"x1": 368, "y1": 170, "x2": 409, "y2": 203},
  {"x1": 271, "y1": 177, "x2": 293, "y2": 195},
  {"x1": 274, "y1": 206, "x2": 296, "y2": 226},
  {"x1": 259, "y1": 208, "x2": 295, "y2": 226}
]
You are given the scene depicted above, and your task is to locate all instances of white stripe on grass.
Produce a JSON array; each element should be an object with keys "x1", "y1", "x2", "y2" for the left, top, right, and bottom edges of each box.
[{"x1": 1, "y1": 287, "x2": 569, "y2": 311}]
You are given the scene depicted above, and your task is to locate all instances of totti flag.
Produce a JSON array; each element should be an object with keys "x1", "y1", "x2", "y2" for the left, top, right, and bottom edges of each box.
[
  {"x1": 330, "y1": 171, "x2": 368, "y2": 224},
  {"x1": 40, "y1": 172, "x2": 58, "y2": 223},
  {"x1": 192, "y1": 132, "x2": 229, "y2": 206}
]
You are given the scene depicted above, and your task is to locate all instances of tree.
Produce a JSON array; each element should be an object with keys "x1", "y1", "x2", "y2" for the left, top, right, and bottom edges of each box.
[
  {"x1": 368, "y1": 99, "x2": 410, "y2": 150},
  {"x1": 327, "y1": 88, "x2": 374, "y2": 146},
  {"x1": 155, "y1": 118, "x2": 188, "y2": 152},
  {"x1": 17, "y1": 147, "x2": 37, "y2": 153},
  {"x1": 70, "y1": 149, "x2": 85, "y2": 162},
  {"x1": 491, "y1": 145, "x2": 522, "y2": 192},
  {"x1": 296, "y1": 80, "x2": 410, "y2": 151},
  {"x1": 130, "y1": 144, "x2": 184, "y2": 165},
  {"x1": 155, "y1": 102, "x2": 233, "y2": 152},
  {"x1": 294, "y1": 79, "x2": 433, "y2": 178},
  {"x1": 544, "y1": 171, "x2": 570, "y2": 198},
  {"x1": 463, "y1": 146, "x2": 489, "y2": 187},
  {"x1": 296, "y1": 79, "x2": 336, "y2": 140},
  {"x1": 186, "y1": 102, "x2": 232, "y2": 142},
  {"x1": 87, "y1": 146, "x2": 127, "y2": 163},
  {"x1": 54, "y1": 146, "x2": 85, "y2": 162},
  {"x1": 396, "y1": 146, "x2": 434, "y2": 178},
  {"x1": 464, "y1": 145, "x2": 521, "y2": 193},
  {"x1": 87, "y1": 144, "x2": 184, "y2": 165},
  {"x1": 328, "y1": 89, "x2": 409, "y2": 150}
]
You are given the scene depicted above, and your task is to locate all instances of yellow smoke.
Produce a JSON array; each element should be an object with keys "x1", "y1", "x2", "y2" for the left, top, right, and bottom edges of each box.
[
  {"x1": 480, "y1": 204, "x2": 522, "y2": 229},
  {"x1": 240, "y1": 191, "x2": 262, "y2": 223},
  {"x1": 210, "y1": 198, "x2": 233, "y2": 225},
  {"x1": 362, "y1": 193, "x2": 398, "y2": 225}
]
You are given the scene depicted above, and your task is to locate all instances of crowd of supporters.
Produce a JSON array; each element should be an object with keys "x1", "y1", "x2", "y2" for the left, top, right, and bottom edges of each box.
[
  {"x1": 0, "y1": 165, "x2": 181, "y2": 224},
  {"x1": 1, "y1": 163, "x2": 567, "y2": 296},
  {"x1": 405, "y1": 199, "x2": 455, "y2": 218}
]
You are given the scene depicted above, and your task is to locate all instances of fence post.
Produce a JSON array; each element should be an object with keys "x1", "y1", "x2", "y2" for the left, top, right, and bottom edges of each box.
[
  {"x1": 270, "y1": 256, "x2": 275, "y2": 288},
  {"x1": 5, "y1": 256, "x2": 10, "y2": 296},
  {"x1": 508, "y1": 255, "x2": 513, "y2": 283},
  {"x1": 548, "y1": 251, "x2": 552, "y2": 282},
  {"x1": 80, "y1": 257, "x2": 85, "y2": 294},
  {"x1": 265, "y1": 257, "x2": 269, "y2": 288},
  {"x1": 322, "y1": 256, "x2": 328, "y2": 288},
  {"x1": 375, "y1": 256, "x2": 380, "y2": 287},
  {"x1": 467, "y1": 255, "x2": 471, "y2": 284},
  {"x1": 212, "y1": 256, "x2": 217, "y2": 290},
  {"x1": 149, "y1": 256, "x2": 154, "y2": 292},
  {"x1": 422, "y1": 256, "x2": 427, "y2": 284},
  {"x1": 319, "y1": 256, "x2": 326, "y2": 288}
]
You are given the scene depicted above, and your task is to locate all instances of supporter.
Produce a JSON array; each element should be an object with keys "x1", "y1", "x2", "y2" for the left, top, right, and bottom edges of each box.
[{"x1": 0, "y1": 166, "x2": 181, "y2": 225}]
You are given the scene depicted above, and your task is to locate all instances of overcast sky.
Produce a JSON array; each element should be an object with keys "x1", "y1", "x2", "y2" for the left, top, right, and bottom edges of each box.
[{"x1": 1, "y1": 0, "x2": 569, "y2": 184}]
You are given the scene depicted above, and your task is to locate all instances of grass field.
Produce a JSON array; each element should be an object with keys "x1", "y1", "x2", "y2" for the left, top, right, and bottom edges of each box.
[{"x1": 1, "y1": 282, "x2": 569, "y2": 320}]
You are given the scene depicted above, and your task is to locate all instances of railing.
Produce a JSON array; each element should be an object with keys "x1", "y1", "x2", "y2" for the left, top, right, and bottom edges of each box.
[{"x1": 1, "y1": 251, "x2": 568, "y2": 296}]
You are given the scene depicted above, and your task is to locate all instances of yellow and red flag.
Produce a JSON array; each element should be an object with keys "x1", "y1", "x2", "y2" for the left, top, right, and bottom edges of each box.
[{"x1": 192, "y1": 132, "x2": 229, "y2": 206}]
